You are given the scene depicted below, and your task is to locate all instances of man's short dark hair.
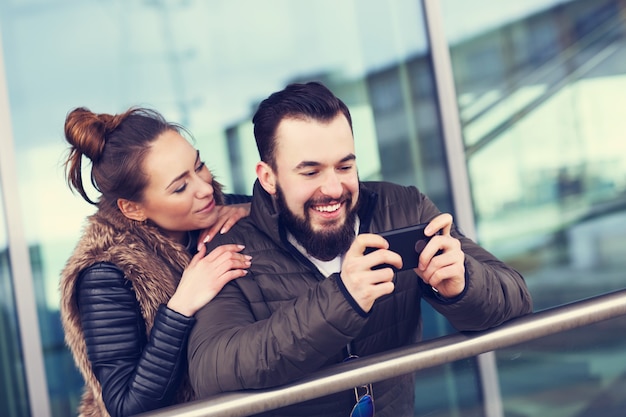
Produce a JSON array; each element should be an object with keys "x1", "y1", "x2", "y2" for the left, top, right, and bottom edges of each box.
[{"x1": 252, "y1": 81, "x2": 353, "y2": 169}]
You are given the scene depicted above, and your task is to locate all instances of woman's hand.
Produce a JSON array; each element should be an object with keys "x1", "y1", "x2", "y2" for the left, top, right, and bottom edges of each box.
[
  {"x1": 197, "y1": 203, "x2": 251, "y2": 249},
  {"x1": 167, "y1": 244, "x2": 251, "y2": 317}
]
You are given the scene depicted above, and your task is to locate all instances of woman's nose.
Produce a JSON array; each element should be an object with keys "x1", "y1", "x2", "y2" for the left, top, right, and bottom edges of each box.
[{"x1": 195, "y1": 176, "x2": 214, "y2": 198}]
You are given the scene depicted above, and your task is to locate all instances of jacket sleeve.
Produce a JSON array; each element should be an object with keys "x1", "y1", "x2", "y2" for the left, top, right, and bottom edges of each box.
[
  {"x1": 416, "y1": 196, "x2": 533, "y2": 330},
  {"x1": 422, "y1": 229, "x2": 533, "y2": 331},
  {"x1": 374, "y1": 184, "x2": 532, "y2": 331},
  {"x1": 77, "y1": 262, "x2": 195, "y2": 417},
  {"x1": 187, "y1": 273, "x2": 366, "y2": 398}
]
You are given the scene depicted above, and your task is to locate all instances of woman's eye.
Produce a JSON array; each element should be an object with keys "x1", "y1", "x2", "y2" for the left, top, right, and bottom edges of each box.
[
  {"x1": 174, "y1": 183, "x2": 188, "y2": 194},
  {"x1": 195, "y1": 161, "x2": 206, "y2": 172}
]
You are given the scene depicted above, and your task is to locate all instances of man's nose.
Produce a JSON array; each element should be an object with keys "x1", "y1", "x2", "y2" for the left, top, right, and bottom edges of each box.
[{"x1": 320, "y1": 171, "x2": 343, "y2": 198}]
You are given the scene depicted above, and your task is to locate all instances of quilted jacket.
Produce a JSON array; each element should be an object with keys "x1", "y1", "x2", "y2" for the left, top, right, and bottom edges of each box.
[
  {"x1": 59, "y1": 189, "x2": 250, "y2": 417},
  {"x1": 188, "y1": 180, "x2": 533, "y2": 417}
]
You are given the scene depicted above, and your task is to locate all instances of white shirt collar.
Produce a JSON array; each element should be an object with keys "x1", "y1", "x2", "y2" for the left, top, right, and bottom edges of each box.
[{"x1": 287, "y1": 217, "x2": 360, "y2": 278}]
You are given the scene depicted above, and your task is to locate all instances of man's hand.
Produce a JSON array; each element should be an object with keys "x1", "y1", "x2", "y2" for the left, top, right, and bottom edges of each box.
[
  {"x1": 416, "y1": 213, "x2": 466, "y2": 298},
  {"x1": 340, "y1": 233, "x2": 402, "y2": 312}
]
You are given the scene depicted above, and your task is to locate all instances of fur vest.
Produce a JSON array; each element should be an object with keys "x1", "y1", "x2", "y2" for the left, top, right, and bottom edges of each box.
[{"x1": 60, "y1": 202, "x2": 194, "y2": 417}]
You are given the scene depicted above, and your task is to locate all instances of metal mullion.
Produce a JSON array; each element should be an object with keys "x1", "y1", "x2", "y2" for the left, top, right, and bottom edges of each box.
[
  {"x1": 421, "y1": 1, "x2": 503, "y2": 417},
  {"x1": 0, "y1": 28, "x2": 52, "y2": 417}
]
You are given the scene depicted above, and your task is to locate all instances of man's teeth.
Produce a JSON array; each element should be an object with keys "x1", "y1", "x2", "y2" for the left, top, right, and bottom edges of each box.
[{"x1": 314, "y1": 203, "x2": 341, "y2": 212}]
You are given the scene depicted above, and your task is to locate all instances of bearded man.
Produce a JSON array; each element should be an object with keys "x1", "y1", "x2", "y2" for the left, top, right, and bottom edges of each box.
[{"x1": 188, "y1": 82, "x2": 532, "y2": 417}]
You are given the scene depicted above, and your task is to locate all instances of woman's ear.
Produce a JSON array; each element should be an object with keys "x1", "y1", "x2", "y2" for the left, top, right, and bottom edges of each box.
[
  {"x1": 256, "y1": 161, "x2": 277, "y2": 195},
  {"x1": 117, "y1": 198, "x2": 146, "y2": 222}
]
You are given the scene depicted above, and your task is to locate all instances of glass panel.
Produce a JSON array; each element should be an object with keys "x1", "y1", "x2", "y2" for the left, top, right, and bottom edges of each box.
[
  {"x1": 441, "y1": 0, "x2": 626, "y2": 415},
  {"x1": 0, "y1": 182, "x2": 30, "y2": 417},
  {"x1": 497, "y1": 315, "x2": 626, "y2": 417},
  {"x1": 0, "y1": 0, "x2": 457, "y2": 415},
  {"x1": 413, "y1": 360, "x2": 482, "y2": 417},
  {"x1": 442, "y1": 0, "x2": 626, "y2": 306},
  {"x1": 259, "y1": 313, "x2": 626, "y2": 417}
]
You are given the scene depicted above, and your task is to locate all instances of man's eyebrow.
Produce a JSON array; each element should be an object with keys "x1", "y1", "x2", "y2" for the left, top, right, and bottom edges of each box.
[
  {"x1": 294, "y1": 154, "x2": 356, "y2": 170},
  {"x1": 166, "y1": 150, "x2": 200, "y2": 190},
  {"x1": 294, "y1": 160, "x2": 321, "y2": 170}
]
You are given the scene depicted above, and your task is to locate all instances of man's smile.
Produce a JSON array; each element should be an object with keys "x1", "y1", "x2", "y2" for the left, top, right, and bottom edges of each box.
[{"x1": 312, "y1": 202, "x2": 342, "y2": 213}]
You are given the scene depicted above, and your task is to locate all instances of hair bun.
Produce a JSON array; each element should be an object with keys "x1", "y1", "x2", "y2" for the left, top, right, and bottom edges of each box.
[{"x1": 64, "y1": 107, "x2": 115, "y2": 163}]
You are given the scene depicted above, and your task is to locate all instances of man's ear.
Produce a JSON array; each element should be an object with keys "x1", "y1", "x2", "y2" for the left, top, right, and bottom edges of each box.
[
  {"x1": 117, "y1": 198, "x2": 147, "y2": 222},
  {"x1": 256, "y1": 161, "x2": 277, "y2": 195}
]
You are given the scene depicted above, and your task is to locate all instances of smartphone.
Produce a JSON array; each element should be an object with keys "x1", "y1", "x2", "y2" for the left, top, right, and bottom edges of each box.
[{"x1": 365, "y1": 223, "x2": 431, "y2": 271}]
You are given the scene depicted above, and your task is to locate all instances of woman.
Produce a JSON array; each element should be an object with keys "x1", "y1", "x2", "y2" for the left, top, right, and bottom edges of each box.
[{"x1": 59, "y1": 107, "x2": 251, "y2": 417}]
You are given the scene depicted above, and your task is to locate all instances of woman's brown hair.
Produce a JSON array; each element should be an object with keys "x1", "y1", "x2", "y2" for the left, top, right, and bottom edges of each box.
[{"x1": 63, "y1": 107, "x2": 185, "y2": 209}]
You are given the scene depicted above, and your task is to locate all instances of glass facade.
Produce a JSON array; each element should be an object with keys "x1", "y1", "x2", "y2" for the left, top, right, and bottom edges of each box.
[
  {"x1": 0, "y1": 0, "x2": 625, "y2": 416},
  {"x1": 441, "y1": 0, "x2": 626, "y2": 415},
  {"x1": 0, "y1": 186, "x2": 29, "y2": 417},
  {"x1": 442, "y1": 0, "x2": 626, "y2": 307}
]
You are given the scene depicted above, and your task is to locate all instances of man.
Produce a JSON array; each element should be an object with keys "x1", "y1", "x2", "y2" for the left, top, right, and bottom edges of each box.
[{"x1": 188, "y1": 81, "x2": 532, "y2": 416}]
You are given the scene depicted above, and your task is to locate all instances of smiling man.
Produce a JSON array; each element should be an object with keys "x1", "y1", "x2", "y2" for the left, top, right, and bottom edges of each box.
[
  {"x1": 268, "y1": 113, "x2": 360, "y2": 262},
  {"x1": 188, "y1": 82, "x2": 533, "y2": 417}
]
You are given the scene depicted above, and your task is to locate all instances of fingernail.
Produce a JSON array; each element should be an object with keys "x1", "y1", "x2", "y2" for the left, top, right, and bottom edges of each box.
[
  {"x1": 237, "y1": 244, "x2": 245, "y2": 249},
  {"x1": 203, "y1": 235, "x2": 211, "y2": 243},
  {"x1": 244, "y1": 255, "x2": 252, "y2": 260}
]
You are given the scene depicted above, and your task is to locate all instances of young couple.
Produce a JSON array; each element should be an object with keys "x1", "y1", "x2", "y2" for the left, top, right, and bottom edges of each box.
[{"x1": 61, "y1": 82, "x2": 532, "y2": 417}]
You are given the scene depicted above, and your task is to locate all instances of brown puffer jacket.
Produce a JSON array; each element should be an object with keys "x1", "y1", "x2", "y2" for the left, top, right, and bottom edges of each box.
[{"x1": 188, "y1": 180, "x2": 533, "y2": 417}]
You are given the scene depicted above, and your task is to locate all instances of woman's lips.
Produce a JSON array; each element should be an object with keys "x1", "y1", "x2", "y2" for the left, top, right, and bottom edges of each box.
[{"x1": 197, "y1": 199, "x2": 215, "y2": 214}]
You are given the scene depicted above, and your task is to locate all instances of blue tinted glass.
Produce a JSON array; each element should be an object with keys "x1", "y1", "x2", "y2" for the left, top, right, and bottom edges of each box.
[
  {"x1": 0, "y1": 186, "x2": 29, "y2": 416},
  {"x1": 442, "y1": 0, "x2": 626, "y2": 415}
]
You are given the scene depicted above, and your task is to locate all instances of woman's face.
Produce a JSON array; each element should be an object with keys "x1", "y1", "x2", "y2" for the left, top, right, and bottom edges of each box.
[{"x1": 135, "y1": 130, "x2": 219, "y2": 241}]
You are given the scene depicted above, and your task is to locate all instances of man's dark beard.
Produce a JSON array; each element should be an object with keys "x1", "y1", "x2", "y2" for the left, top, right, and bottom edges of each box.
[{"x1": 276, "y1": 185, "x2": 358, "y2": 261}]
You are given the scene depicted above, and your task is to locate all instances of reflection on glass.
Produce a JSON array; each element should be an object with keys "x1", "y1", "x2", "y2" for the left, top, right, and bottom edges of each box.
[
  {"x1": 442, "y1": 0, "x2": 626, "y2": 415},
  {"x1": 413, "y1": 359, "x2": 481, "y2": 417},
  {"x1": 409, "y1": 315, "x2": 626, "y2": 417},
  {"x1": 497, "y1": 316, "x2": 626, "y2": 416},
  {"x1": 0, "y1": 184, "x2": 29, "y2": 417},
  {"x1": 443, "y1": 0, "x2": 626, "y2": 304}
]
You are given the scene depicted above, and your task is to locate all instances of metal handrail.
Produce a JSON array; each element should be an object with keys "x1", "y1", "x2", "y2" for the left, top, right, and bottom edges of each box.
[{"x1": 141, "y1": 289, "x2": 626, "y2": 417}]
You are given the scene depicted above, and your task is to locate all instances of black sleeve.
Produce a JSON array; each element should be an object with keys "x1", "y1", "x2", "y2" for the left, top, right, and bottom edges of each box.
[{"x1": 77, "y1": 262, "x2": 195, "y2": 417}]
